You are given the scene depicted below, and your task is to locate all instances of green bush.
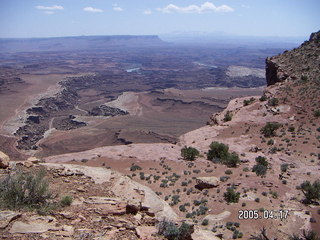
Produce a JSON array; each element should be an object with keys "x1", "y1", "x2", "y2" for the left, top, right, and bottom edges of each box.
[
  {"x1": 207, "y1": 142, "x2": 240, "y2": 167},
  {"x1": 300, "y1": 180, "x2": 320, "y2": 204},
  {"x1": 223, "y1": 111, "x2": 233, "y2": 122},
  {"x1": 259, "y1": 95, "x2": 267, "y2": 102},
  {"x1": 252, "y1": 156, "x2": 268, "y2": 177},
  {"x1": 267, "y1": 139, "x2": 274, "y2": 145},
  {"x1": 268, "y1": 97, "x2": 279, "y2": 106},
  {"x1": 223, "y1": 152, "x2": 240, "y2": 168},
  {"x1": 179, "y1": 205, "x2": 186, "y2": 212},
  {"x1": 0, "y1": 168, "x2": 51, "y2": 209},
  {"x1": 158, "y1": 219, "x2": 193, "y2": 240},
  {"x1": 243, "y1": 97, "x2": 255, "y2": 106},
  {"x1": 181, "y1": 146, "x2": 200, "y2": 161},
  {"x1": 281, "y1": 163, "x2": 289, "y2": 172},
  {"x1": 201, "y1": 219, "x2": 209, "y2": 226},
  {"x1": 260, "y1": 122, "x2": 281, "y2": 137},
  {"x1": 207, "y1": 141, "x2": 229, "y2": 160},
  {"x1": 224, "y1": 187, "x2": 240, "y2": 203},
  {"x1": 130, "y1": 164, "x2": 142, "y2": 171},
  {"x1": 60, "y1": 195, "x2": 73, "y2": 207},
  {"x1": 314, "y1": 110, "x2": 320, "y2": 118}
]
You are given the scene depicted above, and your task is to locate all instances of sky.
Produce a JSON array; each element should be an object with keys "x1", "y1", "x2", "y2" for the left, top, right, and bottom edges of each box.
[{"x1": 0, "y1": 0, "x2": 319, "y2": 38}]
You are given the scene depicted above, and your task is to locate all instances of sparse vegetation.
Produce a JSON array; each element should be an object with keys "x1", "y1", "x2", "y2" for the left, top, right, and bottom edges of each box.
[
  {"x1": 281, "y1": 163, "x2": 289, "y2": 173},
  {"x1": 223, "y1": 111, "x2": 233, "y2": 122},
  {"x1": 207, "y1": 141, "x2": 240, "y2": 167},
  {"x1": 260, "y1": 122, "x2": 281, "y2": 137},
  {"x1": 201, "y1": 219, "x2": 209, "y2": 226},
  {"x1": 0, "y1": 168, "x2": 52, "y2": 210},
  {"x1": 60, "y1": 195, "x2": 73, "y2": 207},
  {"x1": 243, "y1": 97, "x2": 255, "y2": 106},
  {"x1": 130, "y1": 164, "x2": 142, "y2": 171},
  {"x1": 181, "y1": 146, "x2": 200, "y2": 161},
  {"x1": 252, "y1": 156, "x2": 268, "y2": 177},
  {"x1": 259, "y1": 95, "x2": 267, "y2": 102},
  {"x1": 224, "y1": 187, "x2": 240, "y2": 203},
  {"x1": 299, "y1": 180, "x2": 320, "y2": 204},
  {"x1": 268, "y1": 97, "x2": 279, "y2": 106},
  {"x1": 157, "y1": 219, "x2": 193, "y2": 240}
]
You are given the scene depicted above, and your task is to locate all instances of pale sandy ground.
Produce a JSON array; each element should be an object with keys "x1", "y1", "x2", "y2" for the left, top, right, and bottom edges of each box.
[
  {"x1": 104, "y1": 91, "x2": 143, "y2": 116},
  {"x1": 226, "y1": 65, "x2": 265, "y2": 78}
]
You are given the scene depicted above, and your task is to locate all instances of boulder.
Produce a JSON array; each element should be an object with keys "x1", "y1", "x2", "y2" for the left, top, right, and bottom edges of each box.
[
  {"x1": 191, "y1": 227, "x2": 222, "y2": 240},
  {"x1": 10, "y1": 216, "x2": 58, "y2": 234},
  {"x1": 0, "y1": 211, "x2": 21, "y2": 229},
  {"x1": 135, "y1": 226, "x2": 158, "y2": 240},
  {"x1": 0, "y1": 151, "x2": 10, "y2": 169},
  {"x1": 195, "y1": 177, "x2": 219, "y2": 190}
]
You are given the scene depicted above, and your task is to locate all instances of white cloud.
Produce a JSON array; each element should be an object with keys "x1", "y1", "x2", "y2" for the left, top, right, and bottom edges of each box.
[
  {"x1": 83, "y1": 7, "x2": 103, "y2": 13},
  {"x1": 112, "y1": 4, "x2": 123, "y2": 12},
  {"x1": 158, "y1": 2, "x2": 234, "y2": 14},
  {"x1": 143, "y1": 9, "x2": 152, "y2": 15},
  {"x1": 36, "y1": 5, "x2": 64, "y2": 11}
]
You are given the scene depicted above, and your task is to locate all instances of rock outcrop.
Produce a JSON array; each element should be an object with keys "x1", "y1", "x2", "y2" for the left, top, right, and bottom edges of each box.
[
  {"x1": 266, "y1": 30, "x2": 320, "y2": 86},
  {"x1": 0, "y1": 151, "x2": 10, "y2": 169},
  {"x1": 195, "y1": 176, "x2": 219, "y2": 190}
]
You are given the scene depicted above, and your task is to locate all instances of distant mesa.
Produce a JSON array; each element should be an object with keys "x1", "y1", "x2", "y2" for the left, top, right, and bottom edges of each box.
[{"x1": 0, "y1": 35, "x2": 167, "y2": 53}]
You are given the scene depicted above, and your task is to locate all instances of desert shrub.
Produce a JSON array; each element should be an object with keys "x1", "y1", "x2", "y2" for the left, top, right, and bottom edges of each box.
[
  {"x1": 130, "y1": 164, "x2": 142, "y2": 171},
  {"x1": 158, "y1": 219, "x2": 193, "y2": 240},
  {"x1": 179, "y1": 205, "x2": 186, "y2": 212},
  {"x1": 224, "y1": 187, "x2": 240, "y2": 203},
  {"x1": 255, "y1": 156, "x2": 268, "y2": 167},
  {"x1": 314, "y1": 110, "x2": 320, "y2": 118},
  {"x1": 223, "y1": 152, "x2": 240, "y2": 168},
  {"x1": 300, "y1": 180, "x2": 320, "y2": 204},
  {"x1": 267, "y1": 139, "x2": 274, "y2": 145},
  {"x1": 37, "y1": 202, "x2": 58, "y2": 216},
  {"x1": 288, "y1": 126, "x2": 295, "y2": 132},
  {"x1": 0, "y1": 168, "x2": 51, "y2": 209},
  {"x1": 197, "y1": 205, "x2": 208, "y2": 215},
  {"x1": 181, "y1": 146, "x2": 199, "y2": 161},
  {"x1": 243, "y1": 97, "x2": 255, "y2": 106},
  {"x1": 201, "y1": 219, "x2": 209, "y2": 226},
  {"x1": 220, "y1": 176, "x2": 230, "y2": 182},
  {"x1": 171, "y1": 195, "x2": 180, "y2": 205},
  {"x1": 289, "y1": 230, "x2": 320, "y2": 240},
  {"x1": 252, "y1": 165, "x2": 267, "y2": 177},
  {"x1": 60, "y1": 195, "x2": 73, "y2": 207},
  {"x1": 207, "y1": 142, "x2": 239, "y2": 167},
  {"x1": 260, "y1": 122, "x2": 281, "y2": 137},
  {"x1": 207, "y1": 141, "x2": 229, "y2": 160},
  {"x1": 301, "y1": 75, "x2": 308, "y2": 82},
  {"x1": 223, "y1": 111, "x2": 233, "y2": 122},
  {"x1": 268, "y1": 97, "x2": 279, "y2": 106},
  {"x1": 252, "y1": 156, "x2": 268, "y2": 177},
  {"x1": 259, "y1": 95, "x2": 267, "y2": 102},
  {"x1": 281, "y1": 163, "x2": 289, "y2": 172},
  {"x1": 225, "y1": 170, "x2": 233, "y2": 175}
]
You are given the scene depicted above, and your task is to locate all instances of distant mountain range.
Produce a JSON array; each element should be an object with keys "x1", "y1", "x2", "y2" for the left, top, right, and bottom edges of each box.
[
  {"x1": 160, "y1": 31, "x2": 305, "y2": 48},
  {"x1": 0, "y1": 35, "x2": 166, "y2": 53}
]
